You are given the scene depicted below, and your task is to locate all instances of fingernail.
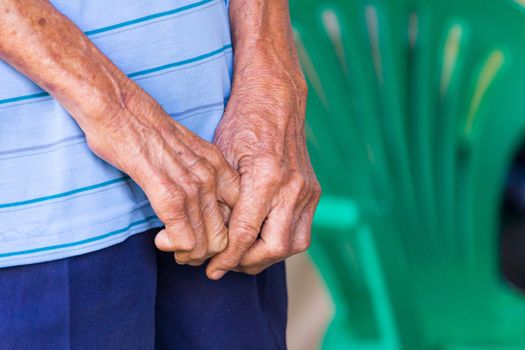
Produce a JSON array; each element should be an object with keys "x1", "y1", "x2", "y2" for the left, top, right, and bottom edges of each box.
[
  {"x1": 155, "y1": 230, "x2": 172, "y2": 248},
  {"x1": 210, "y1": 270, "x2": 226, "y2": 280}
]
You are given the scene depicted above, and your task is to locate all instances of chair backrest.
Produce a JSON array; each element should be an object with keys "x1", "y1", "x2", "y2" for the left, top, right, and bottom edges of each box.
[{"x1": 293, "y1": 0, "x2": 525, "y2": 348}]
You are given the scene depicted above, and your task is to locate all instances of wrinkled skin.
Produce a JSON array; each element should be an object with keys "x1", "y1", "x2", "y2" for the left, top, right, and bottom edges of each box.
[
  {"x1": 0, "y1": 0, "x2": 321, "y2": 278},
  {"x1": 86, "y1": 86, "x2": 241, "y2": 266},
  {"x1": 206, "y1": 0, "x2": 321, "y2": 279},
  {"x1": 0, "y1": 0, "x2": 240, "y2": 266}
]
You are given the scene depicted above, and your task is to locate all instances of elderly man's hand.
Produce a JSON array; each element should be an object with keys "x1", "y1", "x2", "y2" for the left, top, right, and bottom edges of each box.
[
  {"x1": 206, "y1": 5, "x2": 321, "y2": 279},
  {"x1": 85, "y1": 83, "x2": 240, "y2": 266},
  {"x1": 0, "y1": 0, "x2": 241, "y2": 266}
]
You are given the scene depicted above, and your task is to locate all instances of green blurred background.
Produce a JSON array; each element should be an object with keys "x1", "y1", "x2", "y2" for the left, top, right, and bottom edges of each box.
[{"x1": 286, "y1": 0, "x2": 525, "y2": 349}]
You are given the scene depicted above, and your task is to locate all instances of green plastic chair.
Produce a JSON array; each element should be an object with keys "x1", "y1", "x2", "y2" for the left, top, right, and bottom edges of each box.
[
  {"x1": 292, "y1": 0, "x2": 525, "y2": 348},
  {"x1": 292, "y1": 1, "x2": 423, "y2": 348}
]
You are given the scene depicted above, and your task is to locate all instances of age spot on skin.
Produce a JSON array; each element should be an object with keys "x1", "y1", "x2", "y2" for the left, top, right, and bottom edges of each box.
[{"x1": 38, "y1": 17, "x2": 47, "y2": 26}]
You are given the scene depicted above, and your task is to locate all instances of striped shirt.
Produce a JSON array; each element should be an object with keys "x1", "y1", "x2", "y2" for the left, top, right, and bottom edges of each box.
[{"x1": 0, "y1": 0, "x2": 232, "y2": 267}]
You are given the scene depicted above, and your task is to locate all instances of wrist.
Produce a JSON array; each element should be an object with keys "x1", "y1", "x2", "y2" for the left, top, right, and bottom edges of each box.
[
  {"x1": 228, "y1": 0, "x2": 304, "y2": 85},
  {"x1": 231, "y1": 36, "x2": 306, "y2": 105},
  {"x1": 76, "y1": 75, "x2": 163, "y2": 136},
  {"x1": 229, "y1": 45, "x2": 307, "y2": 118}
]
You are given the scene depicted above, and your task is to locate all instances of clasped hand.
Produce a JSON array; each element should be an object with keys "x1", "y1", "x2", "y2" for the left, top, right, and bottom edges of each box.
[{"x1": 87, "y1": 51, "x2": 320, "y2": 280}]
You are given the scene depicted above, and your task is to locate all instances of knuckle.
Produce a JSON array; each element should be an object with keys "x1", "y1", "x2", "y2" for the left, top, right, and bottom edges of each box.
[
  {"x1": 162, "y1": 227, "x2": 196, "y2": 252},
  {"x1": 267, "y1": 240, "x2": 290, "y2": 259},
  {"x1": 311, "y1": 179, "x2": 322, "y2": 201},
  {"x1": 161, "y1": 206, "x2": 188, "y2": 227},
  {"x1": 159, "y1": 183, "x2": 187, "y2": 209},
  {"x1": 189, "y1": 158, "x2": 216, "y2": 186},
  {"x1": 296, "y1": 76, "x2": 308, "y2": 97},
  {"x1": 175, "y1": 252, "x2": 205, "y2": 266},
  {"x1": 288, "y1": 172, "x2": 307, "y2": 194},
  {"x1": 183, "y1": 183, "x2": 200, "y2": 199},
  {"x1": 264, "y1": 161, "x2": 283, "y2": 180},
  {"x1": 243, "y1": 267, "x2": 263, "y2": 276},
  {"x1": 236, "y1": 230, "x2": 256, "y2": 247},
  {"x1": 188, "y1": 248, "x2": 207, "y2": 262},
  {"x1": 187, "y1": 260, "x2": 206, "y2": 267},
  {"x1": 200, "y1": 169, "x2": 216, "y2": 188},
  {"x1": 174, "y1": 252, "x2": 189, "y2": 264},
  {"x1": 206, "y1": 147, "x2": 224, "y2": 168},
  {"x1": 294, "y1": 237, "x2": 311, "y2": 253},
  {"x1": 265, "y1": 174, "x2": 282, "y2": 189},
  {"x1": 218, "y1": 255, "x2": 240, "y2": 269},
  {"x1": 245, "y1": 156, "x2": 282, "y2": 185},
  {"x1": 234, "y1": 221, "x2": 259, "y2": 245},
  {"x1": 175, "y1": 236, "x2": 197, "y2": 252}
]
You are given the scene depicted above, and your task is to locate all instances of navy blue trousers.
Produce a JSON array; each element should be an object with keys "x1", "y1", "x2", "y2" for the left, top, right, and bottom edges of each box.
[{"x1": 0, "y1": 229, "x2": 287, "y2": 349}]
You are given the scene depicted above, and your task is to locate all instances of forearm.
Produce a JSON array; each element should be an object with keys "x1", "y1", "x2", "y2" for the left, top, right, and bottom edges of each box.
[
  {"x1": 0, "y1": 0, "x2": 149, "y2": 135},
  {"x1": 1, "y1": 0, "x2": 243, "y2": 262},
  {"x1": 228, "y1": 0, "x2": 305, "y2": 87}
]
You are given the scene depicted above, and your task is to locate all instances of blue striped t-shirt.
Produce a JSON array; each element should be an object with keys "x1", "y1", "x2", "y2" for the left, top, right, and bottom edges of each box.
[{"x1": 0, "y1": 0, "x2": 233, "y2": 267}]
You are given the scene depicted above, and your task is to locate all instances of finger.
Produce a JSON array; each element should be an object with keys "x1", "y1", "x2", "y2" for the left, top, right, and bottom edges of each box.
[
  {"x1": 239, "y1": 173, "x2": 311, "y2": 270},
  {"x1": 155, "y1": 225, "x2": 196, "y2": 252},
  {"x1": 160, "y1": 130, "x2": 238, "y2": 260},
  {"x1": 219, "y1": 201, "x2": 232, "y2": 225},
  {"x1": 236, "y1": 263, "x2": 273, "y2": 276},
  {"x1": 206, "y1": 175, "x2": 276, "y2": 280},
  {"x1": 173, "y1": 192, "x2": 208, "y2": 265},
  {"x1": 189, "y1": 141, "x2": 240, "y2": 209},
  {"x1": 216, "y1": 158, "x2": 240, "y2": 208},
  {"x1": 237, "y1": 202, "x2": 312, "y2": 275},
  {"x1": 180, "y1": 156, "x2": 232, "y2": 260},
  {"x1": 153, "y1": 142, "x2": 214, "y2": 264},
  {"x1": 238, "y1": 202, "x2": 294, "y2": 268},
  {"x1": 291, "y1": 194, "x2": 319, "y2": 254},
  {"x1": 154, "y1": 198, "x2": 197, "y2": 253},
  {"x1": 237, "y1": 206, "x2": 315, "y2": 275},
  {"x1": 150, "y1": 178, "x2": 197, "y2": 253},
  {"x1": 174, "y1": 251, "x2": 205, "y2": 266},
  {"x1": 183, "y1": 157, "x2": 230, "y2": 254},
  {"x1": 201, "y1": 192, "x2": 229, "y2": 256}
]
